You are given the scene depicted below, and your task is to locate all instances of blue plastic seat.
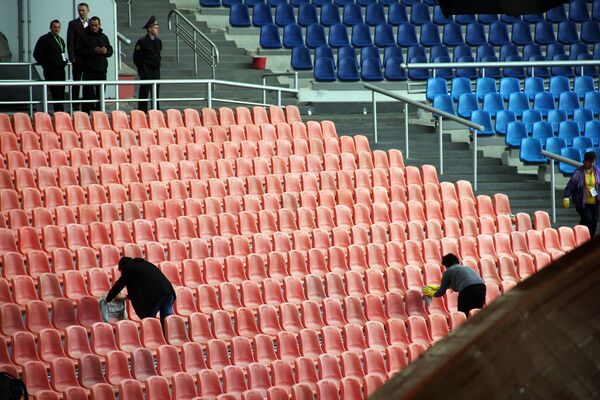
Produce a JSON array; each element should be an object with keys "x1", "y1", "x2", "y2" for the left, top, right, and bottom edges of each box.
[
  {"x1": 508, "y1": 92, "x2": 530, "y2": 117},
  {"x1": 201, "y1": 0, "x2": 221, "y2": 6},
  {"x1": 594, "y1": 0, "x2": 600, "y2": 21},
  {"x1": 475, "y1": 14, "x2": 497, "y2": 25},
  {"x1": 352, "y1": 23, "x2": 373, "y2": 47},
  {"x1": 455, "y1": 14, "x2": 476, "y2": 25},
  {"x1": 574, "y1": 108, "x2": 594, "y2": 132},
  {"x1": 569, "y1": 0, "x2": 590, "y2": 22},
  {"x1": 520, "y1": 138, "x2": 546, "y2": 163},
  {"x1": 479, "y1": 55, "x2": 502, "y2": 79},
  {"x1": 426, "y1": 77, "x2": 449, "y2": 102},
  {"x1": 499, "y1": 77, "x2": 521, "y2": 101},
  {"x1": 574, "y1": 76, "x2": 595, "y2": 100},
  {"x1": 314, "y1": 57, "x2": 336, "y2": 81},
  {"x1": 334, "y1": 0, "x2": 352, "y2": 6},
  {"x1": 547, "y1": 109, "x2": 568, "y2": 132},
  {"x1": 408, "y1": 56, "x2": 430, "y2": 80},
  {"x1": 433, "y1": 94, "x2": 456, "y2": 115},
  {"x1": 455, "y1": 56, "x2": 477, "y2": 79},
  {"x1": 532, "y1": 121, "x2": 554, "y2": 145},
  {"x1": 549, "y1": 76, "x2": 570, "y2": 100},
  {"x1": 374, "y1": 23, "x2": 396, "y2": 47},
  {"x1": 503, "y1": 55, "x2": 526, "y2": 79},
  {"x1": 489, "y1": 22, "x2": 510, "y2": 46},
  {"x1": 470, "y1": 110, "x2": 495, "y2": 135},
  {"x1": 557, "y1": 21, "x2": 580, "y2": 44},
  {"x1": 527, "y1": 55, "x2": 550, "y2": 78},
  {"x1": 433, "y1": 6, "x2": 453, "y2": 24},
  {"x1": 546, "y1": 137, "x2": 567, "y2": 156},
  {"x1": 291, "y1": 46, "x2": 313, "y2": 69},
  {"x1": 495, "y1": 110, "x2": 516, "y2": 135},
  {"x1": 475, "y1": 77, "x2": 497, "y2": 101},
  {"x1": 453, "y1": 44, "x2": 473, "y2": 60},
  {"x1": 408, "y1": 45, "x2": 426, "y2": 60},
  {"x1": 290, "y1": 0, "x2": 309, "y2": 5},
  {"x1": 230, "y1": 4, "x2": 252, "y2": 27},
  {"x1": 533, "y1": 92, "x2": 555, "y2": 116},
  {"x1": 420, "y1": 23, "x2": 441, "y2": 47},
  {"x1": 411, "y1": 2, "x2": 431, "y2": 25},
  {"x1": 582, "y1": 21, "x2": 600, "y2": 44},
  {"x1": 547, "y1": 42, "x2": 566, "y2": 60},
  {"x1": 378, "y1": 0, "x2": 398, "y2": 5},
  {"x1": 385, "y1": 57, "x2": 408, "y2": 80},
  {"x1": 523, "y1": 13, "x2": 544, "y2": 23},
  {"x1": 451, "y1": 77, "x2": 472, "y2": 101},
  {"x1": 397, "y1": 23, "x2": 419, "y2": 47},
  {"x1": 328, "y1": 23, "x2": 350, "y2": 48},
  {"x1": 512, "y1": 21, "x2": 533, "y2": 45},
  {"x1": 523, "y1": 44, "x2": 542, "y2": 60},
  {"x1": 337, "y1": 57, "x2": 360, "y2": 81},
  {"x1": 275, "y1": 3, "x2": 296, "y2": 26},
  {"x1": 559, "y1": 147, "x2": 582, "y2": 175},
  {"x1": 433, "y1": 56, "x2": 455, "y2": 79},
  {"x1": 523, "y1": 77, "x2": 545, "y2": 101},
  {"x1": 584, "y1": 91, "x2": 600, "y2": 115},
  {"x1": 595, "y1": 42, "x2": 600, "y2": 59},
  {"x1": 575, "y1": 54, "x2": 598, "y2": 78},
  {"x1": 570, "y1": 42, "x2": 589, "y2": 60},
  {"x1": 443, "y1": 23, "x2": 464, "y2": 47},
  {"x1": 307, "y1": 23, "x2": 328, "y2": 48},
  {"x1": 465, "y1": 23, "x2": 487, "y2": 46},
  {"x1": 298, "y1": 4, "x2": 318, "y2": 26},
  {"x1": 483, "y1": 93, "x2": 504, "y2": 117},
  {"x1": 505, "y1": 121, "x2": 528, "y2": 148},
  {"x1": 573, "y1": 137, "x2": 594, "y2": 153},
  {"x1": 338, "y1": 46, "x2": 357, "y2": 65},
  {"x1": 558, "y1": 92, "x2": 580, "y2": 116},
  {"x1": 360, "y1": 46, "x2": 379, "y2": 62},
  {"x1": 260, "y1": 23, "x2": 282, "y2": 48},
  {"x1": 361, "y1": 58, "x2": 384, "y2": 81},
  {"x1": 357, "y1": 0, "x2": 376, "y2": 6},
  {"x1": 267, "y1": 0, "x2": 286, "y2": 6},
  {"x1": 253, "y1": 3, "x2": 273, "y2": 26},
  {"x1": 283, "y1": 23, "x2": 304, "y2": 48},
  {"x1": 384, "y1": 46, "x2": 403, "y2": 64},
  {"x1": 388, "y1": 3, "x2": 408, "y2": 26},
  {"x1": 366, "y1": 3, "x2": 386, "y2": 26},
  {"x1": 316, "y1": 45, "x2": 334, "y2": 60},
  {"x1": 343, "y1": 3, "x2": 363, "y2": 25},
  {"x1": 558, "y1": 121, "x2": 580, "y2": 146},
  {"x1": 223, "y1": 0, "x2": 242, "y2": 7},
  {"x1": 500, "y1": 14, "x2": 520, "y2": 24},
  {"x1": 547, "y1": 4, "x2": 567, "y2": 23},
  {"x1": 534, "y1": 21, "x2": 556, "y2": 45},
  {"x1": 522, "y1": 109, "x2": 543, "y2": 133},
  {"x1": 320, "y1": 3, "x2": 341, "y2": 26},
  {"x1": 499, "y1": 44, "x2": 519, "y2": 61},
  {"x1": 550, "y1": 54, "x2": 574, "y2": 77},
  {"x1": 457, "y1": 93, "x2": 479, "y2": 118},
  {"x1": 401, "y1": 0, "x2": 419, "y2": 5},
  {"x1": 430, "y1": 45, "x2": 449, "y2": 62},
  {"x1": 476, "y1": 44, "x2": 495, "y2": 61},
  {"x1": 245, "y1": 0, "x2": 263, "y2": 6},
  {"x1": 584, "y1": 120, "x2": 600, "y2": 145}
]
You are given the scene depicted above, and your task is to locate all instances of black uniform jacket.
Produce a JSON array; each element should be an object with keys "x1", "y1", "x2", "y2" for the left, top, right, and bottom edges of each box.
[{"x1": 133, "y1": 34, "x2": 162, "y2": 74}]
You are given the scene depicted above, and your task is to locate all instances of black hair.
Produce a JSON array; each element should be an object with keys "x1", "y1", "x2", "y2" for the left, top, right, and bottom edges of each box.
[
  {"x1": 50, "y1": 20, "x2": 60, "y2": 28},
  {"x1": 78, "y1": 2, "x2": 89, "y2": 9},
  {"x1": 118, "y1": 256, "x2": 133, "y2": 270},
  {"x1": 441, "y1": 253, "x2": 460, "y2": 269},
  {"x1": 90, "y1": 16, "x2": 101, "y2": 24},
  {"x1": 584, "y1": 151, "x2": 597, "y2": 163}
]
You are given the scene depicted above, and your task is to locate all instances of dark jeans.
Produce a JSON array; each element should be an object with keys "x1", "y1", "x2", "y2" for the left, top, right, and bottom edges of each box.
[
  {"x1": 43, "y1": 68, "x2": 65, "y2": 112},
  {"x1": 71, "y1": 62, "x2": 84, "y2": 111},
  {"x1": 148, "y1": 294, "x2": 174, "y2": 329},
  {"x1": 138, "y1": 67, "x2": 160, "y2": 112},
  {"x1": 458, "y1": 284, "x2": 487, "y2": 317},
  {"x1": 82, "y1": 69, "x2": 107, "y2": 113},
  {"x1": 575, "y1": 202, "x2": 599, "y2": 237}
]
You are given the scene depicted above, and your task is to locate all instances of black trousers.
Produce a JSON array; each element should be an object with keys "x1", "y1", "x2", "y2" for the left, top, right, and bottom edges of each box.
[
  {"x1": 575, "y1": 202, "x2": 599, "y2": 237},
  {"x1": 138, "y1": 67, "x2": 160, "y2": 112},
  {"x1": 71, "y1": 62, "x2": 84, "y2": 111},
  {"x1": 458, "y1": 284, "x2": 487, "y2": 317},
  {"x1": 82, "y1": 69, "x2": 107, "y2": 114},
  {"x1": 43, "y1": 68, "x2": 66, "y2": 112}
]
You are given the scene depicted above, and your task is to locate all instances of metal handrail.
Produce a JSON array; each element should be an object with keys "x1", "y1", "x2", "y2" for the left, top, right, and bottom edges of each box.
[
  {"x1": 167, "y1": 9, "x2": 220, "y2": 79},
  {"x1": 541, "y1": 150, "x2": 583, "y2": 224},
  {"x1": 364, "y1": 83, "x2": 484, "y2": 190},
  {"x1": 116, "y1": 32, "x2": 132, "y2": 71},
  {"x1": 261, "y1": 72, "x2": 299, "y2": 105}
]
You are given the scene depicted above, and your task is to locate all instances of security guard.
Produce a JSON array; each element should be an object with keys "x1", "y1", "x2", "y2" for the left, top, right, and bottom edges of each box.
[{"x1": 134, "y1": 15, "x2": 162, "y2": 112}]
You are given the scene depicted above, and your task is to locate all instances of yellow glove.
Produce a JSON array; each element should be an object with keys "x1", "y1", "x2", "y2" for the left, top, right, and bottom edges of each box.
[
  {"x1": 563, "y1": 198, "x2": 570, "y2": 208},
  {"x1": 422, "y1": 286, "x2": 437, "y2": 297}
]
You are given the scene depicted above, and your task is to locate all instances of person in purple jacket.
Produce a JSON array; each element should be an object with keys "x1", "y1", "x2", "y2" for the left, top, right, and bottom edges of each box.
[{"x1": 563, "y1": 151, "x2": 600, "y2": 237}]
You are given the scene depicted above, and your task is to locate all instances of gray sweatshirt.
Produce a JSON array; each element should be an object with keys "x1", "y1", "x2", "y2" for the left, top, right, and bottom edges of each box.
[{"x1": 434, "y1": 264, "x2": 485, "y2": 297}]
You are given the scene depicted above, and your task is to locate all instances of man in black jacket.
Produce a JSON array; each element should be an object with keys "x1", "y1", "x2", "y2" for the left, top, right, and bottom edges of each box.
[
  {"x1": 105, "y1": 257, "x2": 176, "y2": 328},
  {"x1": 75, "y1": 16, "x2": 113, "y2": 113},
  {"x1": 33, "y1": 20, "x2": 68, "y2": 112},
  {"x1": 134, "y1": 15, "x2": 162, "y2": 112},
  {"x1": 67, "y1": 2, "x2": 90, "y2": 110}
]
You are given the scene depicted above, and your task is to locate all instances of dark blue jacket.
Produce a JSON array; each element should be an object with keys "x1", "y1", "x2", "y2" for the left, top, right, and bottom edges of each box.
[{"x1": 564, "y1": 166, "x2": 600, "y2": 208}]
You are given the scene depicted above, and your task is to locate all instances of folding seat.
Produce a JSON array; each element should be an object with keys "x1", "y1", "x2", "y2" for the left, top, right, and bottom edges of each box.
[
  {"x1": 511, "y1": 20, "x2": 533, "y2": 45},
  {"x1": 418, "y1": 22, "x2": 441, "y2": 48},
  {"x1": 76, "y1": 295, "x2": 103, "y2": 329},
  {"x1": 12, "y1": 329, "x2": 45, "y2": 367}
]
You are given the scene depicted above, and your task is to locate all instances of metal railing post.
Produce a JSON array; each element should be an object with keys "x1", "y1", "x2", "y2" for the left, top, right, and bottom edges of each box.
[
  {"x1": 28, "y1": 64, "x2": 33, "y2": 116},
  {"x1": 372, "y1": 91, "x2": 378, "y2": 144},
  {"x1": 152, "y1": 83, "x2": 158, "y2": 110},
  {"x1": 128, "y1": 0, "x2": 132, "y2": 27},
  {"x1": 438, "y1": 115, "x2": 443, "y2": 175},
  {"x1": 473, "y1": 129, "x2": 478, "y2": 191},
  {"x1": 68, "y1": 63, "x2": 73, "y2": 114},
  {"x1": 42, "y1": 85, "x2": 48, "y2": 113},
  {"x1": 175, "y1": 17, "x2": 180, "y2": 64},
  {"x1": 212, "y1": 48, "x2": 216, "y2": 79},
  {"x1": 100, "y1": 83, "x2": 105, "y2": 112},
  {"x1": 262, "y1": 77, "x2": 267, "y2": 105},
  {"x1": 193, "y1": 30, "x2": 198, "y2": 76},
  {"x1": 551, "y1": 159, "x2": 556, "y2": 224},
  {"x1": 294, "y1": 73, "x2": 298, "y2": 90},
  {"x1": 404, "y1": 103, "x2": 409, "y2": 159},
  {"x1": 277, "y1": 90, "x2": 281, "y2": 106},
  {"x1": 207, "y1": 82, "x2": 212, "y2": 108}
]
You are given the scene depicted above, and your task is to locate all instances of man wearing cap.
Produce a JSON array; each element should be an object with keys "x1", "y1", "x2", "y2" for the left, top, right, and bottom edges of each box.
[
  {"x1": 134, "y1": 15, "x2": 162, "y2": 112},
  {"x1": 33, "y1": 20, "x2": 68, "y2": 112}
]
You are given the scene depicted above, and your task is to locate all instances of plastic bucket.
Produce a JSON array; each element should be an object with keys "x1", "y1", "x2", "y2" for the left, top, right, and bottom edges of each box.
[{"x1": 252, "y1": 56, "x2": 267, "y2": 69}]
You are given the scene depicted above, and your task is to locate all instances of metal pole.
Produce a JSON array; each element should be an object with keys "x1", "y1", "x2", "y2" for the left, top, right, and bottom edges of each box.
[
  {"x1": 128, "y1": 0, "x2": 132, "y2": 27},
  {"x1": 212, "y1": 49, "x2": 216, "y2": 79},
  {"x1": 294, "y1": 73, "x2": 298, "y2": 90},
  {"x1": 473, "y1": 129, "x2": 478, "y2": 191},
  {"x1": 262, "y1": 77, "x2": 267, "y2": 105},
  {"x1": 404, "y1": 102, "x2": 409, "y2": 159},
  {"x1": 175, "y1": 17, "x2": 180, "y2": 64},
  {"x1": 372, "y1": 91, "x2": 378, "y2": 144},
  {"x1": 551, "y1": 159, "x2": 556, "y2": 223},
  {"x1": 277, "y1": 90, "x2": 281, "y2": 106},
  {"x1": 28, "y1": 64, "x2": 33, "y2": 117},
  {"x1": 42, "y1": 84, "x2": 48, "y2": 113},
  {"x1": 193, "y1": 31, "x2": 198, "y2": 76},
  {"x1": 100, "y1": 83, "x2": 105, "y2": 112},
  {"x1": 68, "y1": 63, "x2": 73, "y2": 114},
  {"x1": 151, "y1": 83, "x2": 158, "y2": 110},
  {"x1": 438, "y1": 115, "x2": 444, "y2": 175},
  {"x1": 207, "y1": 82, "x2": 212, "y2": 108}
]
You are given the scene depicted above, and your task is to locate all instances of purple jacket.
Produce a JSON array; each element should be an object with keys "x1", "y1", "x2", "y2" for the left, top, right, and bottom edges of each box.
[{"x1": 564, "y1": 166, "x2": 600, "y2": 208}]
